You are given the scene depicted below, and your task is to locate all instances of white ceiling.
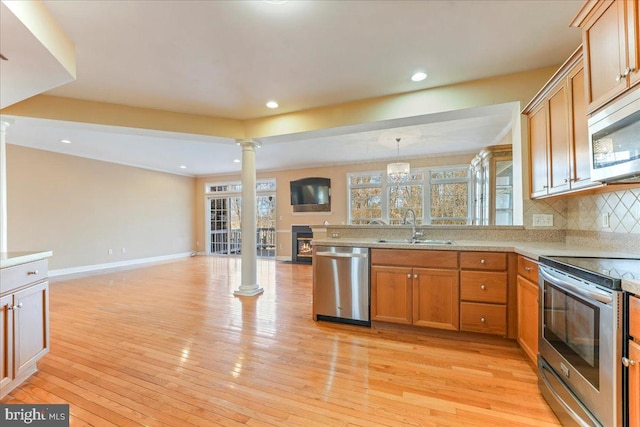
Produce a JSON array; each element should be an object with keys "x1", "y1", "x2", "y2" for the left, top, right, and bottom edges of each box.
[{"x1": 3, "y1": 0, "x2": 583, "y2": 176}]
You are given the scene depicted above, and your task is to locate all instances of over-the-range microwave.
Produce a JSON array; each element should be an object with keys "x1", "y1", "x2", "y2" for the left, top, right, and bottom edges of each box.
[{"x1": 588, "y1": 88, "x2": 640, "y2": 183}]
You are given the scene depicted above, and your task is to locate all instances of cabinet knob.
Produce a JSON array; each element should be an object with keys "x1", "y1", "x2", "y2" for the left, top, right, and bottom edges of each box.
[
  {"x1": 623, "y1": 67, "x2": 636, "y2": 77},
  {"x1": 564, "y1": 178, "x2": 569, "y2": 183},
  {"x1": 524, "y1": 266, "x2": 532, "y2": 271},
  {"x1": 480, "y1": 259, "x2": 486, "y2": 264},
  {"x1": 622, "y1": 357, "x2": 636, "y2": 367},
  {"x1": 616, "y1": 73, "x2": 623, "y2": 83},
  {"x1": 480, "y1": 317, "x2": 486, "y2": 323},
  {"x1": 27, "y1": 270, "x2": 39, "y2": 275},
  {"x1": 8, "y1": 303, "x2": 23, "y2": 310},
  {"x1": 480, "y1": 284, "x2": 486, "y2": 290},
  {"x1": 407, "y1": 273, "x2": 411, "y2": 279},
  {"x1": 414, "y1": 274, "x2": 418, "y2": 279}
]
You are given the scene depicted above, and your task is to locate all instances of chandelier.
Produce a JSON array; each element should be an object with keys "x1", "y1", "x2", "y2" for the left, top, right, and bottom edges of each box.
[{"x1": 387, "y1": 137, "x2": 410, "y2": 180}]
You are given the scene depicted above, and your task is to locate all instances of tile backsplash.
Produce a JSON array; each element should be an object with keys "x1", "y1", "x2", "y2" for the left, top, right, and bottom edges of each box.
[
  {"x1": 524, "y1": 188, "x2": 640, "y2": 234},
  {"x1": 567, "y1": 188, "x2": 640, "y2": 234}
]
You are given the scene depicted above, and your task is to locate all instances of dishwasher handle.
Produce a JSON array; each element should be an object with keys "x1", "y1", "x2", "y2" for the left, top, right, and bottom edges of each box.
[{"x1": 316, "y1": 251, "x2": 368, "y2": 259}]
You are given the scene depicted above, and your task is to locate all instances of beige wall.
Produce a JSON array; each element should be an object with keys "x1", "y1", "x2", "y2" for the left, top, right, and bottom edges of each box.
[
  {"x1": 7, "y1": 145, "x2": 196, "y2": 270},
  {"x1": 196, "y1": 154, "x2": 474, "y2": 259}
]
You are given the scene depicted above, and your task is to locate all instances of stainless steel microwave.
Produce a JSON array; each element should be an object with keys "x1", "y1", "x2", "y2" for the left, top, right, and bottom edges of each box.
[{"x1": 588, "y1": 88, "x2": 640, "y2": 183}]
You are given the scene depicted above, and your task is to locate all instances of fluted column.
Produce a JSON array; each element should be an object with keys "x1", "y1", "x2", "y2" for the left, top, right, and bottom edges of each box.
[
  {"x1": 234, "y1": 139, "x2": 263, "y2": 297},
  {"x1": 0, "y1": 118, "x2": 13, "y2": 254}
]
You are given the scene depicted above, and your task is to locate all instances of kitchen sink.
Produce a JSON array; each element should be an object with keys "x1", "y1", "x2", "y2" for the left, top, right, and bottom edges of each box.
[{"x1": 376, "y1": 239, "x2": 454, "y2": 245}]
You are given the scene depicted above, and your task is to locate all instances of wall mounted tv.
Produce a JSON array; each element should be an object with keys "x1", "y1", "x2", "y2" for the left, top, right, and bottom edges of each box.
[{"x1": 290, "y1": 177, "x2": 331, "y2": 212}]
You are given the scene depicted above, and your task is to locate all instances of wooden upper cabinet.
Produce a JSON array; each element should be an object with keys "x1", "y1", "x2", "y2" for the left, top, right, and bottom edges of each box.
[
  {"x1": 547, "y1": 84, "x2": 571, "y2": 194},
  {"x1": 573, "y1": 0, "x2": 640, "y2": 113},
  {"x1": 528, "y1": 102, "x2": 549, "y2": 198},
  {"x1": 568, "y1": 66, "x2": 594, "y2": 189},
  {"x1": 523, "y1": 47, "x2": 597, "y2": 198}
]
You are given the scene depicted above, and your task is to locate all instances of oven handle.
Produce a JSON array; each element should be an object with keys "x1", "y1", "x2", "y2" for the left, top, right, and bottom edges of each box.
[{"x1": 540, "y1": 268, "x2": 612, "y2": 304}]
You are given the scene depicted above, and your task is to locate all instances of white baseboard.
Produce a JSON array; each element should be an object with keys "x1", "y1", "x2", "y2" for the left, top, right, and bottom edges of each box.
[
  {"x1": 275, "y1": 255, "x2": 292, "y2": 262},
  {"x1": 49, "y1": 252, "x2": 194, "y2": 277}
]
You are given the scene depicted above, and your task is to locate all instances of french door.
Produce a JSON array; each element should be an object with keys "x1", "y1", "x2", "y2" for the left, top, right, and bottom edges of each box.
[{"x1": 206, "y1": 193, "x2": 276, "y2": 257}]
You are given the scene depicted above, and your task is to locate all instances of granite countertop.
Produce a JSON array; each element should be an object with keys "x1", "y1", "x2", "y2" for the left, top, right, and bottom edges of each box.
[
  {"x1": 312, "y1": 238, "x2": 640, "y2": 294},
  {"x1": 0, "y1": 251, "x2": 53, "y2": 269}
]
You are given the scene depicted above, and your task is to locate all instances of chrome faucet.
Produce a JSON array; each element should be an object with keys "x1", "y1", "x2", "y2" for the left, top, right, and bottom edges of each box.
[{"x1": 403, "y1": 208, "x2": 423, "y2": 241}]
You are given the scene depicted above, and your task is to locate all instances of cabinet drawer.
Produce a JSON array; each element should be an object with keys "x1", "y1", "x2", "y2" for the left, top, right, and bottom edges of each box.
[
  {"x1": 460, "y1": 271, "x2": 507, "y2": 303},
  {"x1": 460, "y1": 252, "x2": 507, "y2": 271},
  {"x1": 0, "y1": 260, "x2": 48, "y2": 296},
  {"x1": 631, "y1": 295, "x2": 640, "y2": 340},
  {"x1": 518, "y1": 256, "x2": 539, "y2": 282},
  {"x1": 460, "y1": 302, "x2": 507, "y2": 336},
  {"x1": 371, "y1": 249, "x2": 458, "y2": 269}
]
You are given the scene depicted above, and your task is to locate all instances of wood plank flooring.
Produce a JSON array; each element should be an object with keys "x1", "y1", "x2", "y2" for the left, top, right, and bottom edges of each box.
[{"x1": 2, "y1": 256, "x2": 561, "y2": 426}]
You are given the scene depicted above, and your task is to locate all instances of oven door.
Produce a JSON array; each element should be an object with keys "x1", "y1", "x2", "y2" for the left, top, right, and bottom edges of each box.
[{"x1": 538, "y1": 266, "x2": 622, "y2": 427}]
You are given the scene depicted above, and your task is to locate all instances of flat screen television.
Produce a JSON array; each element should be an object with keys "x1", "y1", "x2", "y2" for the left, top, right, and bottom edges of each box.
[{"x1": 290, "y1": 177, "x2": 331, "y2": 212}]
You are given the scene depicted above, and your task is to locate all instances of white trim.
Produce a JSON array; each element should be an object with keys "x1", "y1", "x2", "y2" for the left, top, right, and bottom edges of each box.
[
  {"x1": 49, "y1": 252, "x2": 193, "y2": 277},
  {"x1": 276, "y1": 255, "x2": 292, "y2": 262}
]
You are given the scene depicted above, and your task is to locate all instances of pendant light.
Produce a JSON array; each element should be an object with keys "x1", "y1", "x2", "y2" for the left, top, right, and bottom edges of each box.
[{"x1": 387, "y1": 137, "x2": 410, "y2": 181}]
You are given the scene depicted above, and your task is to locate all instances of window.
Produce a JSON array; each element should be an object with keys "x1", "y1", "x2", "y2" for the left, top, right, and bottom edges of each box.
[
  {"x1": 427, "y1": 167, "x2": 471, "y2": 225},
  {"x1": 347, "y1": 167, "x2": 470, "y2": 225}
]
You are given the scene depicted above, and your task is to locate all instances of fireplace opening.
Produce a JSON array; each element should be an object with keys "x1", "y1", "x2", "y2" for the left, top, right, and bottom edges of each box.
[{"x1": 292, "y1": 225, "x2": 313, "y2": 264}]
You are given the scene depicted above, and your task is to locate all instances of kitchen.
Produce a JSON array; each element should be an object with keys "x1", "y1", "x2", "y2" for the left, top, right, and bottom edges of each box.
[{"x1": 1, "y1": 0, "x2": 640, "y2": 426}]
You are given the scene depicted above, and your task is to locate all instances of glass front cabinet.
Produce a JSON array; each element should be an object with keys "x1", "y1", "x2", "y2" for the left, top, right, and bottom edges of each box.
[{"x1": 470, "y1": 144, "x2": 513, "y2": 226}]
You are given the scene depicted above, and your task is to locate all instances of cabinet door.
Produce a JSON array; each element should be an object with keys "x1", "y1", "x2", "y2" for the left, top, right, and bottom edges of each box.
[
  {"x1": 13, "y1": 281, "x2": 49, "y2": 378},
  {"x1": 528, "y1": 102, "x2": 549, "y2": 198},
  {"x1": 547, "y1": 84, "x2": 571, "y2": 194},
  {"x1": 371, "y1": 266, "x2": 412, "y2": 324},
  {"x1": 629, "y1": 340, "x2": 639, "y2": 427},
  {"x1": 412, "y1": 268, "x2": 459, "y2": 331},
  {"x1": 568, "y1": 65, "x2": 594, "y2": 189},
  {"x1": 583, "y1": 0, "x2": 628, "y2": 112},
  {"x1": 0, "y1": 295, "x2": 13, "y2": 390},
  {"x1": 517, "y1": 276, "x2": 539, "y2": 366},
  {"x1": 626, "y1": 0, "x2": 640, "y2": 89}
]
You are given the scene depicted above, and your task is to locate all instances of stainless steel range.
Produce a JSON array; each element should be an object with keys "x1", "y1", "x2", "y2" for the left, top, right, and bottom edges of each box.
[{"x1": 538, "y1": 256, "x2": 640, "y2": 427}]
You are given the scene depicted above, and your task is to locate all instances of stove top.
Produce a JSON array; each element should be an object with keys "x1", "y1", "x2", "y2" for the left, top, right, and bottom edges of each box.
[{"x1": 539, "y1": 256, "x2": 640, "y2": 291}]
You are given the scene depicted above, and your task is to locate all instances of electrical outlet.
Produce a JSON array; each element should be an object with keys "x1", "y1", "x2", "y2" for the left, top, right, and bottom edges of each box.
[
  {"x1": 532, "y1": 214, "x2": 553, "y2": 227},
  {"x1": 121, "y1": 247, "x2": 126, "y2": 254},
  {"x1": 602, "y1": 212, "x2": 610, "y2": 228},
  {"x1": 108, "y1": 249, "x2": 113, "y2": 255},
  {"x1": 331, "y1": 232, "x2": 340, "y2": 238}
]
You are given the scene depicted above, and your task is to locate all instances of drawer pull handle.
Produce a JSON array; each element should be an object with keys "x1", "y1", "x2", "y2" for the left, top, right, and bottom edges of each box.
[
  {"x1": 480, "y1": 284, "x2": 486, "y2": 290},
  {"x1": 622, "y1": 357, "x2": 636, "y2": 367},
  {"x1": 524, "y1": 266, "x2": 532, "y2": 271},
  {"x1": 480, "y1": 317, "x2": 486, "y2": 323},
  {"x1": 8, "y1": 303, "x2": 23, "y2": 310},
  {"x1": 480, "y1": 259, "x2": 486, "y2": 264},
  {"x1": 27, "y1": 270, "x2": 39, "y2": 275}
]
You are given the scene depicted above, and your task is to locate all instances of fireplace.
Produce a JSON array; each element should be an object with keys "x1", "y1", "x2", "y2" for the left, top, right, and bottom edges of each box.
[{"x1": 292, "y1": 225, "x2": 313, "y2": 264}]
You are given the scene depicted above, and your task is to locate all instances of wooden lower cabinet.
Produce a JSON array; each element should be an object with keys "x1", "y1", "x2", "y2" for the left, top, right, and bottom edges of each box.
[
  {"x1": 413, "y1": 268, "x2": 459, "y2": 330},
  {"x1": 517, "y1": 275, "x2": 539, "y2": 365},
  {"x1": 371, "y1": 266, "x2": 412, "y2": 324},
  {"x1": 629, "y1": 340, "x2": 639, "y2": 427}
]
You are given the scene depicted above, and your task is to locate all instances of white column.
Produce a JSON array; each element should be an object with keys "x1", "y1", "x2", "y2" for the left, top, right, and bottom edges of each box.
[
  {"x1": 234, "y1": 139, "x2": 263, "y2": 297},
  {"x1": 0, "y1": 118, "x2": 13, "y2": 254}
]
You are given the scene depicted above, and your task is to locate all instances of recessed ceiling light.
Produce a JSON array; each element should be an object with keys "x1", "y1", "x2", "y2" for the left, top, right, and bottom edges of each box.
[
  {"x1": 266, "y1": 100, "x2": 279, "y2": 109},
  {"x1": 60, "y1": 139, "x2": 72, "y2": 144},
  {"x1": 179, "y1": 165, "x2": 187, "y2": 169},
  {"x1": 233, "y1": 159, "x2": 240, "y2": 163},
  {"x1": 411, "y1": 72, "x2": 427, "y2": 82}
]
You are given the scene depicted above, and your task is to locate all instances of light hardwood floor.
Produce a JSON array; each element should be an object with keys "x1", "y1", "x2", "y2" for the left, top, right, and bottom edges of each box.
[{"x1": 2, "y1": 256, "x2": 561, "y2": 426}]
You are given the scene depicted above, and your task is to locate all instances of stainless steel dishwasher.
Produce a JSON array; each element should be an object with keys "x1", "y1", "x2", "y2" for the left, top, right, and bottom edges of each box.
[{"x1": 313, "y1": 246, "x2": 370, "y2": 326}]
